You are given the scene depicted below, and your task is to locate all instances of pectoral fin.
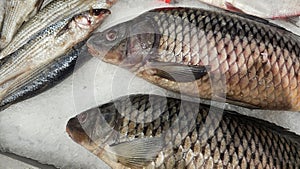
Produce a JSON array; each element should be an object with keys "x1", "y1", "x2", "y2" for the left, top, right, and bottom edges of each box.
[
  {"x1": 148, "y1": 62, "x2": 210, "y2": 82},
  {"x1": 110, "y1": 137, "x2": 163, "y2": 168}
]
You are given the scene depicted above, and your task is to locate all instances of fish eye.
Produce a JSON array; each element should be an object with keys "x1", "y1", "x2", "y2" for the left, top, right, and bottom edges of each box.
[
  {"x1": 93, "y1": 9, "x2": 103, "y2": 16},
  {"x1": 106, "y1": 29, "x2": 118, "y2": 42}
]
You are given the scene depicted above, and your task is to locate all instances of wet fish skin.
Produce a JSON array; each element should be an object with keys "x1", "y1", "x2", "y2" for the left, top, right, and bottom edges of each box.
[
  {"x1": 87, "y1": 7, "x2": 300, "y2": 110},
  {"x1": 0, "y1": 0, "x2": 43, "y2": 49},
  {"x1": 0, "y1": 41, "x2": 86, "y2": 111},
  {"x1": 0, "y1": 9, "x2": 110, "y2": 109},
  {"x1": 66, "y1": 94, "x2": 300, "y2": 169},
  {"x1": 0, "y1": 0, "x2": 112, "y2": 59}
]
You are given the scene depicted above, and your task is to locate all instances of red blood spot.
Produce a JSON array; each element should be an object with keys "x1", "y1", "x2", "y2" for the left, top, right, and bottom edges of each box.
[
  {"x1": 225, "y1": 2, "x2": 244, "y2": 13},
  {"x1": 165, "y1": 0, "x2": 171, "y2": 4}
]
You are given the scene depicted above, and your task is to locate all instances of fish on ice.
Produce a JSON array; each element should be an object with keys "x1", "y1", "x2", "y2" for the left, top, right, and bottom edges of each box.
[
  {"x1": 0, "y1": 0, "x2": 115, "y2": 59},
  {"x1": 87, "y1": 6, "x2": 300, "y2": 110},
  {"x1": 66, "y1": 94, "x2": 300, "y2": 169},
  {"x1": 0, "y1": 9, "x2": 110, "y2": 111}
]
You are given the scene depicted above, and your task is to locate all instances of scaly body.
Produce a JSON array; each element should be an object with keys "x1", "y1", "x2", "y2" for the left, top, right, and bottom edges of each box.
[
  {"x1": 87, "y1": 7, "x2": 300, "y2": 110},
  {"x1": 67, "y1": 94, "x2": 300, "y2": 169}
]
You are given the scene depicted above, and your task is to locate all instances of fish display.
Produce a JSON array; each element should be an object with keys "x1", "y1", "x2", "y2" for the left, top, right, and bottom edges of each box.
[
  {"x1": 66, "y1": 94, "x2": 300, "y2": 169},
  {"x1": 0, "y1": 9, "x2": 110, "y2": 110},
  {"x1": 0, "y1": 0, "x2": 111, "y2": 59},
  {"x1": 0, "y1": 0, "x2": 44, "y2": 49},
  {"x1": 87, "y1": 7, "x2": 300, "y2": 110}
]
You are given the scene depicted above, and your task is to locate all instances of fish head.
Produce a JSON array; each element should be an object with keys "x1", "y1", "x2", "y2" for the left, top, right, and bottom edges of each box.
[
  {"x1": 87, "y1": 16, "x2": 160, "y2": 70},
  {"x1": 66, "y1": 102, "x2": 120, "y2": 152},
  {"x1": 74, "y1": 9, "x2": 111, "y2": 30},
  {"x1": 67, "y1": 96, "x2": 165, "y2": 169}
]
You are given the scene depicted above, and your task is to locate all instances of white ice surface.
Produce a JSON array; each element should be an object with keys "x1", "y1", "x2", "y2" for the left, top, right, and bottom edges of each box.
[
  {"x1": 0, "y1": 154, "x2": 38, "y2": 169},
  {"x1": 0, "y1": 0, "x2": 300, "y2": 169}
]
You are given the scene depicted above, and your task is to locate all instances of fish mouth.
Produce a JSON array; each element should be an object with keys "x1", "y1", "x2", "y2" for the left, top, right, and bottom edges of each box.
[
  {"x1": 66, "y1": 117, "x2": 90, "y2": 144},
  {"x1": 87, "y1": 43, "x2": 102, "y2": 57}
]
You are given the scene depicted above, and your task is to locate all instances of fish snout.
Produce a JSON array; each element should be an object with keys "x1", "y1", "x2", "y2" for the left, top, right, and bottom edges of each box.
[
  {"x1": 87, "y1": 41, "x2": 104, "y2": 58},
  {"x1": 66, "y1": 117, "x2": 85, "y2": 140}
]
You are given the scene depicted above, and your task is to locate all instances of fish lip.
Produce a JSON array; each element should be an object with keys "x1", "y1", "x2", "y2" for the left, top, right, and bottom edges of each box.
[
  {"x1": 66, "y1": 117, "x2": 86, "y2": 141},
  {"x1": 87, "y1": 43, "x2": 102, "y2": 57}
]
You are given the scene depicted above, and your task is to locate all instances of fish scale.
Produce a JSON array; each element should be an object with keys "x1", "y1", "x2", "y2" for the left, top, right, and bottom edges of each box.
[
  {"x1": 66, "y1": 95, "x2": 300, "y2": 168},
  {"x1": 87, "y1": 7, "x2": 300, "y2": 110}
]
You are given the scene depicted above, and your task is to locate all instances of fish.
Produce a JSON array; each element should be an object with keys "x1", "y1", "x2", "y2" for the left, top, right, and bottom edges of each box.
[
  {"x1": 0, "y1": 0, "x2": 44, "y2": 49},
  {"x1": 0, "y1": 9, "x2": 110, "y2": 110},
  {"x1": 0, "y1": 41, "x2": 86, "y2": 111},
  {"x1": 66, "y1": 94, "x2": 300, "y2": 169},
  {"x1": 0, "y1": 0, "x2": 114, "y2": 59},
  {"x1": 87, "y1": 7, "x2": 300, "y2": 111}
]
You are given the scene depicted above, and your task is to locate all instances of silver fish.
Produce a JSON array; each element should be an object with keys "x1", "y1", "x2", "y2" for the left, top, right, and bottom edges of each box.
[
  {"x1": 0, "y1": 0, "x2": 113, "y2": 59},
  {"x1": 0, "y1": 0, "x2": 44, "y2": 49},
  {"x1": 0, "y1": 9, "x2": 110, "y2": 109},
  {"x1": 66, "y1": 94, "x2": 300, "y2": 169},
  {"x1": 0, "y1": 41, "x2": 86, "y2": 110}
]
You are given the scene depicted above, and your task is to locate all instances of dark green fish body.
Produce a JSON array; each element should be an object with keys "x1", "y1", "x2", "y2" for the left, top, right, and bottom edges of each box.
[
  {"x1": 87, "y1": 7, "x2": 300, "y2": 110},
  {"x1": 66, "y1": 95, "x2": 300, "y2": 169}
]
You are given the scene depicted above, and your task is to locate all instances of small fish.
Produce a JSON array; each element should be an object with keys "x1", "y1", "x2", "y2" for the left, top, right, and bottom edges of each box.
[
  {"x1": 0, "y1": 41, "x2": 86, "y2": 111},
  {"x1": 0, "y1": 9, "x2": 110, "y2": 110},
  {"x1": 87, "y1": 7, "x2": 300, "y2": 110},
  {"x1": 0, "y1": 0, "x2": 44, "y2": 49},
  {"x1": 66, "y1": 94, "x2": 300, "y2": 169},
  {"x1": 0, "y1": 0, "x2": 113, "y2": 59}
]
